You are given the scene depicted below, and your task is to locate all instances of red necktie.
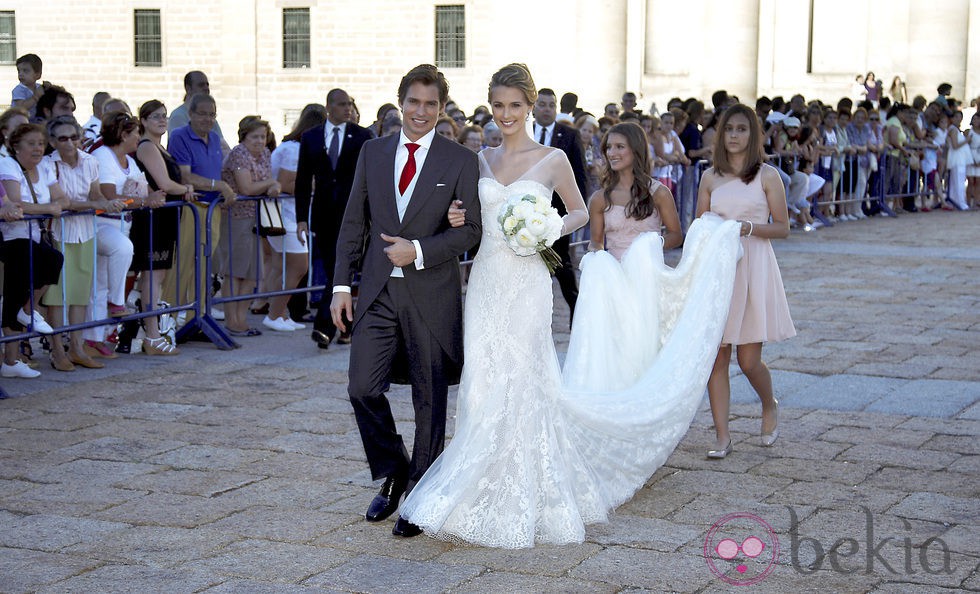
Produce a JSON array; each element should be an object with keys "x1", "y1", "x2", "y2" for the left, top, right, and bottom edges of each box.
[{"x1": 398, "y1": 143, "x2": 420, "y2": 195}]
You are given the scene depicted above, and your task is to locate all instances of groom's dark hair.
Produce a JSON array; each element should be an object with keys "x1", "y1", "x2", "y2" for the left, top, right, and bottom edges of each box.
[{"x1": 398, "y1": 64, "x2": 449, "y2": 107}]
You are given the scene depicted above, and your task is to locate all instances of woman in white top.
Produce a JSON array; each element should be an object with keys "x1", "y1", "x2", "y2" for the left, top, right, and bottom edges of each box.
[
  {"x1": 966, "y1": 113, "x2": 980, "y2": 209},
  {"x1": 0, "y1": 123, "x2": 68, "y2": 378},
  {"x1": 42, "y1": 115, "x2": 126, "y2": 371},
  {"x1": 266, "y1": 104, "x2": 326, "y2": 329},
  {"x1": 0, "y1": 107, "x2": 29, "y2": 159},
  {"x1": 86, "y1": 111, "x2": 159, "y2": 356},
  {"x1": 945, "y1": 110, "x2": 972, "y2": 210},
  {"x1": 653, "y1": 111, "x2": 690, "y2": 195}
]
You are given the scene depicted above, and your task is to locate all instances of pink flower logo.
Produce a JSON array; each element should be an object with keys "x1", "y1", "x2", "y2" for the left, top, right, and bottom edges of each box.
[{"x1": 704, "y1": 512, "x2": 780, "y2": 586}]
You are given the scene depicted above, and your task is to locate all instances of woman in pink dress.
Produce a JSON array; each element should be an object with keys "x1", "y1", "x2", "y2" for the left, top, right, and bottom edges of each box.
[
  {"x1": 588, "y1": 122, "x2": 682, "y2": 259},
  {"x1": 695, "y1": 104, "x2": 796, "y2": 459}
]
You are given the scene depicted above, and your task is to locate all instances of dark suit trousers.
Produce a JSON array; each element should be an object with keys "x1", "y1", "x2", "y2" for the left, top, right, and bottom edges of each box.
[
  {"x1": 313, "y1": 228, "x2": 339, "y2": 339},
  {"x1": 347, "y1": 278, "x2": 449, "y2": 493},
  {"x1": 552, "y1": 235, "x2": 578, "y2": 321}
]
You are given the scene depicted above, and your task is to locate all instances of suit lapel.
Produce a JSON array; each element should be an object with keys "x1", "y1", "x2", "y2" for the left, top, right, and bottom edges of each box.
[
  {"x1": 398, "y1": 135, "x2": 444, "y2": 230},
  {"x1": 378, "y1": 135, "x2": 400, "y2": 225},
  {"x1": 310, "y1": 124, "x2": 331, "y2": 171},
  {"x1": 552, "y1": 125, "x2": 565, "y2": 148}
]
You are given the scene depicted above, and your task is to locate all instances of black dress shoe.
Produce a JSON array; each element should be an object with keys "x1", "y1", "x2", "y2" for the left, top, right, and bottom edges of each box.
[
  {"x1": 365, "y1": 474, "x2": 407, "y2": 522},
  {"x1": 392, "y1": 516, "x2": 422, "y2": 537},
  {"x1": 311, "y1": 330, "x2": 332, "y2": 350}
]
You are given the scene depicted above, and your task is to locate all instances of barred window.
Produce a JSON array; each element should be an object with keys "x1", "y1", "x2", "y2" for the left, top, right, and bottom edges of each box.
[
  {"x1": 0, "y1": 12, "x2": 15, "y2": 65},
  {"x1": 434, "y1": 5, "x2": 465, "y2": 69},
  {"x1": 134, "y1": 9, "x2": 162, "y2": 67},
  {"x1": 283, "y1": 8, "x2": 311, "y2": 68}
]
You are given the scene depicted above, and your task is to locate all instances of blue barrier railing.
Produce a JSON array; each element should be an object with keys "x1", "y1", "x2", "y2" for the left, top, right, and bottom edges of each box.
[
  {"x1": 199, "y1": 195, "x2": 325, "y2": 349},
  {"x1": 0, "y1": 201, "x2": 200, "y2": 397}
]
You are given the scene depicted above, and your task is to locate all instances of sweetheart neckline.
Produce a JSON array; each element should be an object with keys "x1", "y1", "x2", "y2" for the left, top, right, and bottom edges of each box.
[
  {"x1": 479, "y1": 177, "x2": 549, "y2": 190},
  {"x1": 478, "y1": 149, "x2": 560, "y2": 187}
]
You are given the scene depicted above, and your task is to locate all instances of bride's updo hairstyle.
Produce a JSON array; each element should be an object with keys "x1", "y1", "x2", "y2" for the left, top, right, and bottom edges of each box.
[{"x1": 488, "y1": 63, "x2": 537, "y2": 105}]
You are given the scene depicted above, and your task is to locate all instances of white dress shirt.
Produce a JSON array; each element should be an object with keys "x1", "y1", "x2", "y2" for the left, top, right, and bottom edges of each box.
[
  {"x1": 332, "y1": 128, "x2": 432, "y2": 294},
  {"x1": 323, "y1": 120, "x2": 347, "y2": 158},
  {"x1": 534, "y1": 122, "x2": 555, "y2": 146}
]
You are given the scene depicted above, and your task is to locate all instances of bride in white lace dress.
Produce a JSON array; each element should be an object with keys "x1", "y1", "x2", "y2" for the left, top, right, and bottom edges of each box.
[{"x1": 400, "y1": 64, "x2": 742, "y2": 548}]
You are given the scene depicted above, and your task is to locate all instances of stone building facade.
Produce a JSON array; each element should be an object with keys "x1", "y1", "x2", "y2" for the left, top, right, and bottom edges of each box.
[{"x1": 1, "y1": 0, "x2": 976, "y2": 136}]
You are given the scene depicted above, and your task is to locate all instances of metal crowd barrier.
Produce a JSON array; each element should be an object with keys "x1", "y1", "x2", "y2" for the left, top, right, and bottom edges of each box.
[
  {"x1": 202, "y1": 195, "x2": 323, "y2": 350},
  {"x1": 0, "y1": 201, "x2": 200, "y2": 397},
  {"x1": 791, "y1": 152, "x2": 929, "y2": 219}
]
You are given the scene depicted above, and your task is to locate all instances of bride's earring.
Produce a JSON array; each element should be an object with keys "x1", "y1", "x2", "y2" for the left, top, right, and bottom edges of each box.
[{"x1": 526, "y1": 112, "x2": 530, "y2": 121}]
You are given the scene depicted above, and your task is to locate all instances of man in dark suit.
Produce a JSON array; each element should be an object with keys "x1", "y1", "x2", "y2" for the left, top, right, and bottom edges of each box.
[
  {"x1": 296, "y1": 88, "x2": 372, "y2": 349},
  {"x1": 330, "y1": 64, "x2": 481, "y2": 537},
  {"x1": 533, "y1": 87, "x2": 588, "y2": 321}
]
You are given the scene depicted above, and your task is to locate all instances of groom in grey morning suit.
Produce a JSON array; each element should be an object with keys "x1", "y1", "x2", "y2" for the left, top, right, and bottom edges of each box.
[{"x1": 330, "y1": 64, "x2": 482, "y2": 537}]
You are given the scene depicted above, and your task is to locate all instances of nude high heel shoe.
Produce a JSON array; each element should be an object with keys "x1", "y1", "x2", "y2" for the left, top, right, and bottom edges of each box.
[
  {"x1": 707, "y1": 440, "x2": 733, "y2": 459},
  {"x1": 761, "y1": 399, "x2": 779, "y2": 447}
]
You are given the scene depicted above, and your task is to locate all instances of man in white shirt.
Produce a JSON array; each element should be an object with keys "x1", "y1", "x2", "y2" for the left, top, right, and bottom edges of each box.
[
  {"x1": 294, "y1": 88, "x2": 372, "y2": 349},
  {"x1": 329, "y1": 65, "x2": 482, "y2": 538},
  {"x1": 82, "y1": 91, "x2": 110, "y2": 146}
]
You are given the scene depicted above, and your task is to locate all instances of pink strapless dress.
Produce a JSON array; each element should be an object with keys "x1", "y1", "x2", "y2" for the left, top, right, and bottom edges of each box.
[
  {"x1": 709, "y1": 168, "x2": 796, "y2": 345},
  {"x1": 603, "y1": 180, "x2": 664, "y2": 261}
]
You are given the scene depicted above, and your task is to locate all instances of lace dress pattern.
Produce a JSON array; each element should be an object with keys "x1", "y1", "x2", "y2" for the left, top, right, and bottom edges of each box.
[{"x1": 400, "y1": 150, "x2": 742, "y2": 548}]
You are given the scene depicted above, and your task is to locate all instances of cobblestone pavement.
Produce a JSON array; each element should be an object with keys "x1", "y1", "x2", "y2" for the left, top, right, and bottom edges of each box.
[{"x1": 1, "y1": 211, "x2": 978, "y2": 593}]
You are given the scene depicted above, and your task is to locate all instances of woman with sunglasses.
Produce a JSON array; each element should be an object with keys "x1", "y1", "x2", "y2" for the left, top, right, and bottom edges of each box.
[
  {"x1": 86, "y1": 111, "x2": 161, "y2": 357},
  {"x1": 41, "y1": 115, "x2": 126, "y2": 370}
]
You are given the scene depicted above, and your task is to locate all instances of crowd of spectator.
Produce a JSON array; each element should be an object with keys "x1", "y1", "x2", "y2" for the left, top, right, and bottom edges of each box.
[{"x1": 1, "y1": 52, "x2": 977, "y2": 380}]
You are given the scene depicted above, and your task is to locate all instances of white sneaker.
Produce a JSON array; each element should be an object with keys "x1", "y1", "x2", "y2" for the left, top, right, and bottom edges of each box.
[
  {"x1": 16, "y1": 309, "x2": 53, "y2": 334},
  {"x1": 262, "y1": 315, "x2": 295, "y2": 332},
  {"x1": 285, "y1": 318, "x2": 306, "y2": 330},
  {"x1": 210, "y1": 308, "x2": 225, "y2": 321},
  {"x1": 812, "y1": 220, "x2": 825, "y2": 228},
  {"x1": 1, "y1": 360, "x2": 41, "y2": 378}
]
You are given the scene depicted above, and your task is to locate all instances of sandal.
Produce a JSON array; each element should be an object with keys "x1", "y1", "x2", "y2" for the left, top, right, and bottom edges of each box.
[
  {"x1": 69, "y1": 351, "x2": 105, "y2": 369},
  {"x1": 227, "y1": 327, "x2": 262, "y2": 337},
  {"x1": 49, "y1": 355, "x2": 76, "y2": 372},
  {"x1": 143, "y1": 336, "x2": 180, "y2": 356},
  {"x1": 84, "y1": 340, "x2": 119, "y2": 359}
]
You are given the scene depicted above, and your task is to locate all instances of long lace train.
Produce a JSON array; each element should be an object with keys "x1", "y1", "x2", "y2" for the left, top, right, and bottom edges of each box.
[{"x1": 400, "y1": 167, "x2": 742, "y2": 548}]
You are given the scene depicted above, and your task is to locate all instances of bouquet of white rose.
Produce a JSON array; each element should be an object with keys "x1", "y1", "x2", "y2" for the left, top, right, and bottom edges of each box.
[{"x1": 497, "y1": 193, "x2": 564, "y2": 273}]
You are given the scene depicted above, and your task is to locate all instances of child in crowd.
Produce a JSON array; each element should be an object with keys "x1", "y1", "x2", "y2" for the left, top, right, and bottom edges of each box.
[{"x1": 11, "y1": 54, "x2": 45, "y2": 120}]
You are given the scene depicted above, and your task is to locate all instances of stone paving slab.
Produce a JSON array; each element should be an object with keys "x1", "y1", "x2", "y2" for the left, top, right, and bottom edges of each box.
[
  {"x1": 34, "y1": 565, "x2": 221, "y2": 594},
  {"x1": 304, "y1": 554, "x2": 484, "y2": 593},
  {"x1": 0, "y1": 210, "x2": 978, "y2": 592}
]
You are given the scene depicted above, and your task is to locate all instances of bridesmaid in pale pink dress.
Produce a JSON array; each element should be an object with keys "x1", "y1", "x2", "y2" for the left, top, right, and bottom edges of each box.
[
  {"x1": 588, "y1": 122, "x2": 682, "y2": 258},
  {"x1": 695, "y1": 104, "x2": 796, "y2": 459}
]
